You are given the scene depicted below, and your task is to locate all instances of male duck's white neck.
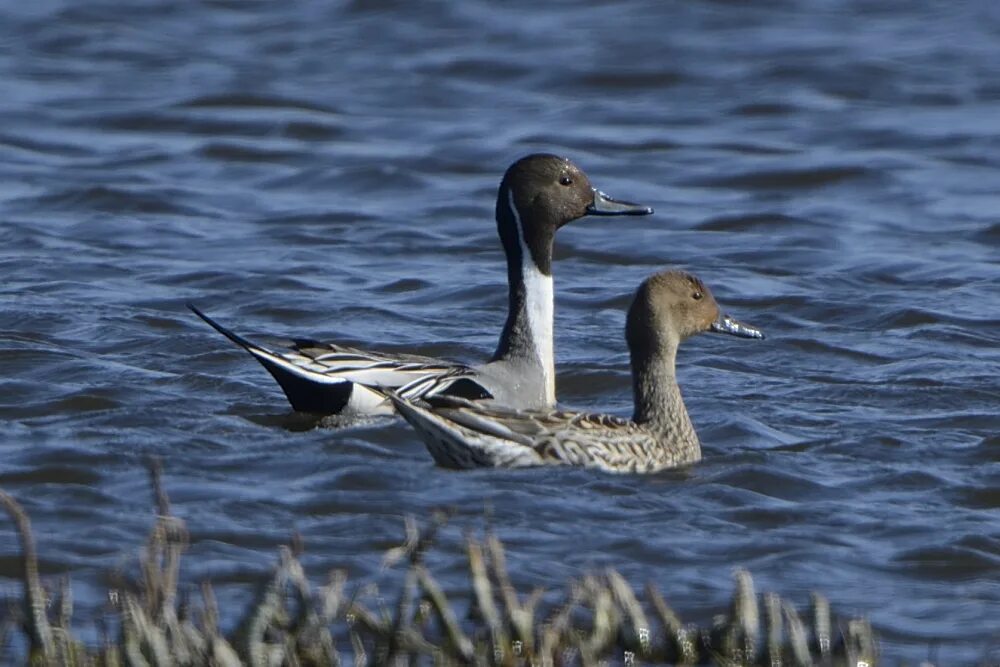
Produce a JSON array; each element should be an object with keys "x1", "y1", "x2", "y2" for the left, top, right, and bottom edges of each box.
[{"x1": 491, "y1": 188, "x2": 556, "y2": 405}]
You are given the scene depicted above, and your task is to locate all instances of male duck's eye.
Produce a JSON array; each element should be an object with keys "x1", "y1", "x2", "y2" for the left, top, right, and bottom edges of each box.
[
  {"x1": 559, "y1": 175, "x2": 573, "y2": 186},
  {"x1": 692, "y1": 291, "x2": 703, "y2": 300}
]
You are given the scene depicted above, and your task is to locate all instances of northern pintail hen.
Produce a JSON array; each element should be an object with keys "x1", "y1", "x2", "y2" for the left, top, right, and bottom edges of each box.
[
  {"x1": 190, "y1": 154, "x2": 652, "y2": 416},
  {"x1": 389, "y1": 270, "x2": 764, "y2": 473}
]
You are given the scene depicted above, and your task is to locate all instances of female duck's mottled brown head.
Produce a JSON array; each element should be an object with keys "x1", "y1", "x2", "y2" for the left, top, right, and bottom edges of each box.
[{"x1": 626, "y1": 270, "x2": 764, "y2": 358}]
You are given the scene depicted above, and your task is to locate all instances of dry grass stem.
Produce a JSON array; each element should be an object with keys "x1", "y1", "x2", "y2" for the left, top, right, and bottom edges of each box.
[{"x1": 0, "y1": 470, "x2": 886, "y2": 666}]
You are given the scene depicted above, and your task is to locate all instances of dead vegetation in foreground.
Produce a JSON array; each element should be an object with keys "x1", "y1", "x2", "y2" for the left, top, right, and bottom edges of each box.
[{"x1": 0, "y1": 464, "x2": 881, "y2": 666}]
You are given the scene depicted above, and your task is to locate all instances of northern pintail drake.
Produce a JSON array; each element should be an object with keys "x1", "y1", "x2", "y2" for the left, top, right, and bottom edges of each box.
[
  {"x1": 389, "y1": 270, "x2": 764, "y2": 473},
  {"x1": 189, "y1": 154, "x2": 652, "y2": 416}
]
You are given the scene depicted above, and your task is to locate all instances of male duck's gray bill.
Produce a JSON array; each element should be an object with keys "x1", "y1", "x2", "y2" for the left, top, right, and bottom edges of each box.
[
  {"x1": 711, "y1": 314, "x2": 765, "y2": 339},
  {"x1": 586, "y1": 189, "x2": 654, "y2": 216}
]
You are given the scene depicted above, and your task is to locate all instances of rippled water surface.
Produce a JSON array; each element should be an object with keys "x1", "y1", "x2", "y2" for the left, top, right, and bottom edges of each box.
[{"x1": 2, "y1": 0, "x2": 999, "y2": 662}]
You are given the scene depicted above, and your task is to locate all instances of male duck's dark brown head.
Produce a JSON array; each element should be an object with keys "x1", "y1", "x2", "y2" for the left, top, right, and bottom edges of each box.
[{"x1": 495, "y1": 154, "x2": 652, "y2": 276}]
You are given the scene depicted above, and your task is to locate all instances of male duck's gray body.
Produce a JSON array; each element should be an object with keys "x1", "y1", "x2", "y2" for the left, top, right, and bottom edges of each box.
[
  {"x1": 190, "y1": 154, "x2": 652, "y2": 416},
  {"x1": 390, "y1": 270, "x2": 765, "y2": 474}
]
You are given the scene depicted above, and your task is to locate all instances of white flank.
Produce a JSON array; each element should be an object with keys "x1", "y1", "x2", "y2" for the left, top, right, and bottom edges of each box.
[
  {"x1": 344, "y1": 383, "x2": 394, "y2": 416},
  {"x1": 507, "y1": 189, "x2": 555, "y2": 405}
]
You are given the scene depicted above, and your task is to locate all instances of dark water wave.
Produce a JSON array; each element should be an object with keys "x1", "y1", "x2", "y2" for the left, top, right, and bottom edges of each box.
[{"x1": 2, "y1": 0, "x2": 999, "y2": 662}]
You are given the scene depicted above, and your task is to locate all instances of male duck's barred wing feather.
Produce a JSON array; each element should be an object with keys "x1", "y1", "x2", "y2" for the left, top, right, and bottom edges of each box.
[
  {"x1": 395, "y1": 369, "x2": 493, "y2": 402},
  {"x1": 288, "y1": 339, "x2": 454, "y2": 367},
  {"x1": 273, "y1": 339, "x2": 464, "y2": 385},
  {"x1": 188, "y1": 304, "x2": 481, "y2": 388},
  {"x1": 189, "y1": 304, "x2": 494, "y2": 414}
]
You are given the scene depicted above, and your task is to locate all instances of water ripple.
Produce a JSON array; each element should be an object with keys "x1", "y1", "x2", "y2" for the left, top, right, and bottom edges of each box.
[{"x1": 0, "y1": 0, "x2": 998, "y2": 662}]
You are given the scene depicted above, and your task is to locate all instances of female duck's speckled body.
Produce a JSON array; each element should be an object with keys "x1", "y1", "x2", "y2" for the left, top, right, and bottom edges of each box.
[
  {"x1": 390, "y1": 270, "x2": 765, "y2": 473},
  {"x1": 190, "y1": 154, "x2": 652, "y2": 417}
]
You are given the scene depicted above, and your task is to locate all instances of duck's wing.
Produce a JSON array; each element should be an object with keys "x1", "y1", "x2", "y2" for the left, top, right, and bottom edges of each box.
[
  {"x1": 188, "y1": 304, "x2": 491, "y2": 414},
  {"x1": 390, "y1": 396, "x2": 661, "y2": 472},
  {"x1": 388, "y1": 394, "x2": 545, "y2": 468}
]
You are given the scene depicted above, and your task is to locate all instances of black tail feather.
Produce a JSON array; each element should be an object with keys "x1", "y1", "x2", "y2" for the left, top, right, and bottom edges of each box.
[
  {"x1": 187, "y1": 303, "x2": 267, "y2": 354},
  {"x1": 187, "y1": 303, "x2": 353, "y2": 414}
]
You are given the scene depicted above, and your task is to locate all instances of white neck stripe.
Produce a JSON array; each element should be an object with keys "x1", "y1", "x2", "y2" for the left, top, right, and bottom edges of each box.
[{"x1": 507, "y1": 189, "x2": 555, "y2": 405}]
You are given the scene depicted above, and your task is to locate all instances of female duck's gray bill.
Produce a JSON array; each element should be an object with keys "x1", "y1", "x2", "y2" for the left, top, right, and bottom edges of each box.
[
  {"x1": 711, "y1": 314, "x2": 765, "y2": 339},
  {"x1": 586, "y1": 189, "x2": 654, "y2": 216}
]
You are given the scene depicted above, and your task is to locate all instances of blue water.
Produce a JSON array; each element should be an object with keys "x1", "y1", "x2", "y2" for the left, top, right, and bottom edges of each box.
[{"x1": 1, "y1": 0, "x2": 999, "y2": 662}]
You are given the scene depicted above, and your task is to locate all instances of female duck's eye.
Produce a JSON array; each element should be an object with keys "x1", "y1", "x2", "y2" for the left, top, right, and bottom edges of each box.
[
  {"x1": 559, "y1": 175, "x2": 573, "y2": 186},
  {"x1": 692, "y1": 291, "x2": 703, "y2": 300}
]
